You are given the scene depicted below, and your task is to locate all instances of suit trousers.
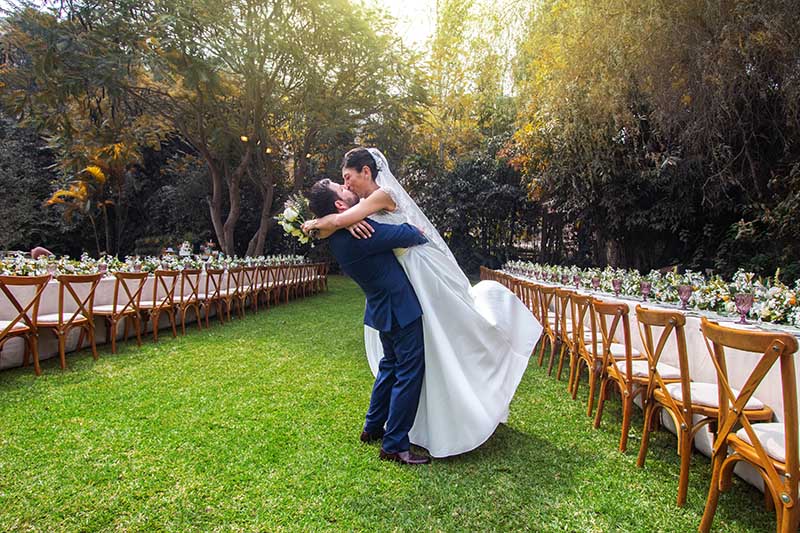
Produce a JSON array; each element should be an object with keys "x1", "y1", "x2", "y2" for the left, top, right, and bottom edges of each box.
[{"x1": 364, "y1": 316, "x2": 425, "y2": 453}]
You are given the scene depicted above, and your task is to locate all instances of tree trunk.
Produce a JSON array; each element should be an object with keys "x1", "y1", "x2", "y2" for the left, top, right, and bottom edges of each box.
[
  {"x1": 245, "y1": 165, "x2": 276, "y2": 257},
  {"x1": 221, "y1": 144, "x2": 254, "y2": 255}
]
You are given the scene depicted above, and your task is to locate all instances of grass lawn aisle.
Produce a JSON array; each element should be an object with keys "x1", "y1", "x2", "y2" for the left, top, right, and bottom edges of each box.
[{"x1": 0, "y1": 276, "x2": 770, "y2": 531}]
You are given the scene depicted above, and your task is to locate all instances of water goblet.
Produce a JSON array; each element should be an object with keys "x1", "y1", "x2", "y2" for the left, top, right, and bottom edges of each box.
[
  {"x1": 561, "y1": 274, "x2": 569, "y2": 285},
  {"x1": 734, "y1": 293, "x2": 754, "y2": 324},
  {"x1": 573, "y1": 274, "x2": 580, "y2": 289},
  {"x1": 98, "y1": 262, "x2": 108, "y2": 275},
  {"x1": 677, "y1": 284, "x2": 692, "y2": 310},
  {"x1": 612, "y1": 278, "x2": 622, "y2": 297},
  {"x1": 640, "y1": 281, "x2": 652, "y2": 302},
  {"x1": 591, "y1": 277, "x2": 600, "y2": 291}
]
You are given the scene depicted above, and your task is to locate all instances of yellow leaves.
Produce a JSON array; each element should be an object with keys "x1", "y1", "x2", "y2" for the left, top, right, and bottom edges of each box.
[
  {"x1": 681, "y1": 93, "x2": 692, "y2": 107},
  {"x1": 83, "y1": 165, "x2": 107, "y2": 184},
  {"x1": 47, "y1": 182, "x2": 89, "y2": 205}
]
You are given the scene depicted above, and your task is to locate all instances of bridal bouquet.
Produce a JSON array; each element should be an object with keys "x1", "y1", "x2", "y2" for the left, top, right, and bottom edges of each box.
[{"x1": 276, "y1": 194, "x2": 313, "y2": 244}]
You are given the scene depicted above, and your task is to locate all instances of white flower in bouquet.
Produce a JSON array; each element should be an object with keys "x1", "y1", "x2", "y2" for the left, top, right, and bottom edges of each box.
[{"x1": 283, "y1": 206, "x2": 299, "y2": 222}]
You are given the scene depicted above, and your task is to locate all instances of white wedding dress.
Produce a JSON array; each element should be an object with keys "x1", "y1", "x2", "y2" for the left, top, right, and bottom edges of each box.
[{"x1": 362, "y1": 148, "x2": 543, "y2": 458}]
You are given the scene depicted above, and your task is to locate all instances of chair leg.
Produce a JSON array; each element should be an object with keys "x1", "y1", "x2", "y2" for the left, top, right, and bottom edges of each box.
[
  {"x1": 571, "y1": 359, "x2": 583, "y2": 399},
  {"x1": 637, "y1": 403, "x2": 658, "y2": 468},
  {"x1": 169, "y1": 310, "x2": 177, "y2": 338},
  {"x1": 586, "y1": 364, "x2": 600, "y2": 416},
  {"x1": 556, "y1": 345, "x2": 568, "y2": 380},
  {"x1": 593, "y1": 377, "x2": 610, "y2": 428},
  {"x1": 195, "y1": 304, "x2": 203, "y2": 331},
  {"x1": 152, "y1": 312, "x2": 160, "y2": 342},
  {"x1": 56, "y1": 331, "x2": 67, "y2": 370},
  {"x1": 619, "y1": 392, "x2": 633, "y2": 452},
  {"x1": 134, "y1": 316, "x2": 142, "y2": 347},
  {"x1": 537, "y1": 334, "x2": 549, "y2": 366},
  {"x1": 181, "y1": 307, "x2": 187, "y2": 336},
  {"x1": 676, "y1": 430, "x2": 693, "y2": 507},
  {"x1": 781, "y1": 505, "x2": 800, "y2": 533},
  {"x1": 110, "y1": 319, "x2": 118, "y2": 354},
  {"x1": 699, "y1": 452, "x2": 724, "y2": 532},
  {"x1": 549, "y1": 342, "x2": 564, "y2": 377},
  {"x1": 88, "y1": 326, "x2": 98, "y2": 360},
  {"x1": 30, "y1": 335, "x2": 42, "y2": 376}
]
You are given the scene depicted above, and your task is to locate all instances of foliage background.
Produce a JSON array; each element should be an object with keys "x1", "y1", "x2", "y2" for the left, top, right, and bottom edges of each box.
[{"x1": 1, "y1": 0, "x2": 798, "y2": 281}]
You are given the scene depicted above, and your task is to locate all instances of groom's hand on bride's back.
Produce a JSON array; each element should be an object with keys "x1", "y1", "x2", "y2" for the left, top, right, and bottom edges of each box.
[{"x1": 347, "y1": 220, "x2": 374, "y2": 239}]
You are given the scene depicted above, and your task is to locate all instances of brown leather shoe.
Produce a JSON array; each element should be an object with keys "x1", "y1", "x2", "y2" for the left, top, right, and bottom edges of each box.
[
  {"x1": 379, "y1": 449, "x2": 431, "y2": 465},
  {"x1": 360, "y1": 428, "x2": 385, "y2": 443}
]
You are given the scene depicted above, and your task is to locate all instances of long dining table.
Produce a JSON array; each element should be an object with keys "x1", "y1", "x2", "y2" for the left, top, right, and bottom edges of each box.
[
  {"x1": 506, "y1": 270, "x2": 800, "y2": 492},
  {"x1": 0, "y1": 264, "x2": 322, "y2": 371}
]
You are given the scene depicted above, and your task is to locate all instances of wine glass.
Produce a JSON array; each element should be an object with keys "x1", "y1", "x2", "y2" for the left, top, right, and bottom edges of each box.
[
  {"x1": 612, "y1": 278, "x2": 622, "y2": 297},
  {"x1": 640, "y1": 281, "x2": 652, "y2": 302},
  {"x1": 561, "y1": 274, "x2": 569, "y2": 285},
  {"x1": 573, "y1": 274, "x2": 580, "y2": 289},
  {"x1": 734, "y1": 293, "x2": 754, "y2": 324},
  {"x1": 678, "y1": 284, "x2": 692, "y2": 310},
  {"x1": 591, "y1": 277, "x2": 600, "y2": 291}
]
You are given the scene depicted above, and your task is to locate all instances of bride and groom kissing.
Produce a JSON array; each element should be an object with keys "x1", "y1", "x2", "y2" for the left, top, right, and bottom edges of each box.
[{"x1": 303, "y1": 147, "x2": 543, "y2": 465}]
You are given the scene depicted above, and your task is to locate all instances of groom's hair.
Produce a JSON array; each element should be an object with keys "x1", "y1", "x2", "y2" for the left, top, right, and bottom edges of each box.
[
  {"x1": 308, "y1": 179, "x2": 339, "y2": 218},
  {"x1": 341, "y1": 147, "x2": 377, "y2": 179}
]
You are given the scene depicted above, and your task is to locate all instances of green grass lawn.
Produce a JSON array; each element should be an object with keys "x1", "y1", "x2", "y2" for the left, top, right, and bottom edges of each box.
[{"x1": 0, "y1": 276, "x2": 773, "y2": 532}]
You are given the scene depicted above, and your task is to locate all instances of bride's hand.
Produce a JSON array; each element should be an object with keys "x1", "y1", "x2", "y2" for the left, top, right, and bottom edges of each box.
[
  {"x1": 301, "y1": 219, "x2": 317, "y2": 235},
  {"x1": 347, "y1": 220, "x2": 374, "y2": 239}
]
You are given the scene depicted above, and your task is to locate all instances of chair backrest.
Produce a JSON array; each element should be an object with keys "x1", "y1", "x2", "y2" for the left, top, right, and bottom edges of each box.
[
  {"x1": 54, "y1": 273, "x2": 104, "y2": 328},
  {"x1": 520, "y1": 282, "x2": 539, "y2": 319},
  {"x1": 150, "y1": 270, "x2": 179, "y2": 308},
  {"x1": 241, "y1": 266, "x2": 257, "y2": 292},
  {"x1": 592, "y1": 299, "x2": 633, "y2": 374},
  {"x1": 635, "y1": 305, "x2": 690, "y2": 406},
  {"x1": 555, "y1": 288, "x2": 573, "y2": 336},
  {"x1": 226, "y1": 267, "x2": 242, "y2": 296},
  {"x1": 0, "y1": 274, "x2": 51, "y2": 338},
  {"x1": 539, "y1": 286, "x2": 557, "y2": 330},
  {"x1": 110, "y1": 272, "x2": 148, "y2": 316},
  {"x1": 204, "y1": 268, "x2": 224, "y2": 299},
  {"x1": 700, "y1": 317, "x2": 800, "y2": 500},
  {"x1": 571, "y1": 293, "x2": 595, "y2": 353},
  {"x1": 179, "y1": 269, "x2": 202, "y2": 302}
]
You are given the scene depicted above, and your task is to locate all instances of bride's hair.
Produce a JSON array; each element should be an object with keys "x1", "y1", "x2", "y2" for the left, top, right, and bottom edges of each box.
[{"x1": 341, "y1": 147, "x2": 378, "y2": 180}]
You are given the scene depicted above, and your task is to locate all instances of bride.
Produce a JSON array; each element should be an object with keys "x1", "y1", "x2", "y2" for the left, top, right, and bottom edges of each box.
[{"x1": 303, "y1": 147, "x2": 542, "y2": 457}]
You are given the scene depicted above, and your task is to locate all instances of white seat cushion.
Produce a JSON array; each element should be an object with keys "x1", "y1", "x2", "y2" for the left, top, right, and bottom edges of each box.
[
  {"x1": 615, "y1": 360, "x2": 681, "y2": 379},
  {"x1": 0, "y1": 319, "x2": 29, "y2": 332},
  {"x1": 587, "y1": 343, "x2": 641, "y2": 359},
  {"x1": 93, "y1": 303, "x2": 134, "y2": 314},
  {"x1": 37, "y1": 312, "x2": 88, "y2": 324},
  {"x1": 665, "y1": 382, "x2": 765, "y2": 410},
  {"x1": 736, "y1": 423, "x2": 789, "y2": 463},
  {"x1": 138, "y1": 300, "x2": 174, "y2": 309}
]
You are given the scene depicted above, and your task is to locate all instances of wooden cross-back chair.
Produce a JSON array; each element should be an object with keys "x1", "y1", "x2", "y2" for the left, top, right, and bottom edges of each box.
[
  {"x1": 178, "y1": 268, "x2": 203, "y2": 335},
  {"x1": 699, "y1": 318, "x2": 799, "y2": 533},
  {"x1": 38, "y1": 273, "x2": 103, "y2": 371},
  {"x1": 201, "y1": 268, "x2": 225, "y2": 327},
  {"x1": 537, "y1": 285, "x2": 558, "y2": 368},
  {"x1": 564, "y1": 292, "x2": 594, "y2": 387},
  {"x1": 139, "y1": 270, "x2": 179, "y2": 342},
  {"x1": 237, "y1": 266, "x2": 258, "y2": 314},
  {"x1": 634, "y1": 306, "x2": 692, "y2": 505},
  {"x1": 221, "y1": 267, "x2": 242, "y2": 321},
  {"x1": 548, "y1": 288, "x2": 574, "y2": 378},
  {"x1": 319, "y1": 262, "x2": 330, "y2": 292},
  {"x1": 93, "y1": 271, "x2": 148, "y2": 354},
  {"x1": 0, "y1": 274, "x2": 51, "y2": 375},
  {"x1": 572, "y1": 299, "x2": 643, "y2": 419}
]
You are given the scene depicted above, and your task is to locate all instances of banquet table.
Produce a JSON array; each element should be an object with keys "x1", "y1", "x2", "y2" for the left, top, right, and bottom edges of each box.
[
  {"x1": 507, "y1": 271, "x2": 800, "y2": 492},
  {"x1": 0, "y1": 266, "x2": 317, "y2": 371}
]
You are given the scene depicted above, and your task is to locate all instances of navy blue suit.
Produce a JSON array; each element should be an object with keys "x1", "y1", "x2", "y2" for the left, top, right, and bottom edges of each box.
[{"x1": 327, "y1": 219, "x2": 428, "y2": 453}]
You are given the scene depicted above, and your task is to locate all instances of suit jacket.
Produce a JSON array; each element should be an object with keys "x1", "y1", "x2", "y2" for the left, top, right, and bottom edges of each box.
[{"x1": 327, "y1": 218, "x2": 427, "y2": 332}]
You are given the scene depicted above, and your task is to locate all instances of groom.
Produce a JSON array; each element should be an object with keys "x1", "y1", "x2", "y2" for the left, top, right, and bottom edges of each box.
[{"x1": 308, "y1": 178, "x2": 431, "y2": 465}]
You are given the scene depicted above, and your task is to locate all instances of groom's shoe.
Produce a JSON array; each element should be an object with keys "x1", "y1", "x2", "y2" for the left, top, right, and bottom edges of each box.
[
  {"x1": 379, "y1": 449, "x2": 431, "y2": 465},
  {"x1": 360, "y1": 428, "x2": 385, "y2": 444}
]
